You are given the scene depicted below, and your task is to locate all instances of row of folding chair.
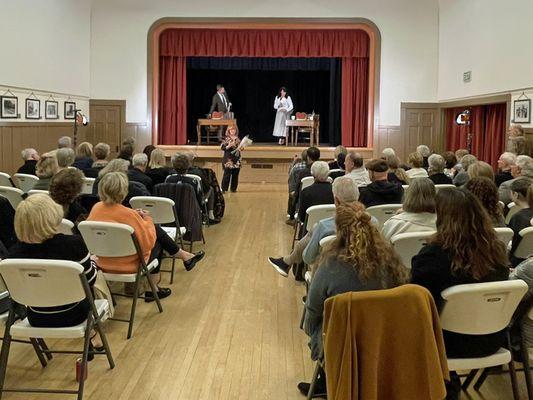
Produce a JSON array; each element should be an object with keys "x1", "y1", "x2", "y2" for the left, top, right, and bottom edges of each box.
[{"x1": 0, "y1": 171, "x2": 96, "y2": 194}]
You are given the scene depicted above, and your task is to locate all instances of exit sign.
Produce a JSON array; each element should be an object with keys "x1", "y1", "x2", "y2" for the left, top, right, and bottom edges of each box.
[{"x1": 463, "y1": 71, "x2": 472, "y2": 83}]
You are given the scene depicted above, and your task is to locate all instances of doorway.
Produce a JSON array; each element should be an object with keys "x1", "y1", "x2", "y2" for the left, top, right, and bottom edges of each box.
[{"x1": 88, "y1": 100, "x2": 126, "y2": 158}]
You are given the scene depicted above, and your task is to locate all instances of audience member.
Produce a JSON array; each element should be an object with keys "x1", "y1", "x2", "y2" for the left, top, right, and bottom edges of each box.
[
  {"x1": 84, "y1": 142, "x2": 110, "y2": 178},
  {"x1": 146, "y1": 148, "x2": 174, "y2": 187},
  {"x1": 465, "y1": 177, "x2": 506, "y2": 227},
  {"x1": 452, "y1": 154, "x2": 477, "y2": 186},
  {"x1": 33, "y1": 153, "x2": 59, "y2": 190},
  {"x1": 268, "y1": 176, "x2": 360, "y2": 276},
  {"x1": 220, "y1": 125, "x2": 242, "y2": 193},
  {"x1": 385, "y1": 155, "x2": 409, "y2": 185},
  {"x1": 345, "y1": 151, "x2": 371, "y2": 186},
  {"x1": 468, "y1": 161, "x2": 495, "y2": 181},
  {"x1": 49, "y1": 168, "x2": 87, "y2": 224},
  {"x1": 411, "y1": 188, "x2": 510, "y2": 399},
  {"x1": 184, "y1": 152, "x2": 218, "y2": 222},
  {"x1": 442, "y1": 151, "x2": 457, "y2": 178},
  {"x1": 509, "y1": 257, "x2": 533, "y2": 350},
  {"x1": 507, "y1": 124, "x2": 531, "y2": 156},
  {"x1": 382, "y1": 178, "x2": 437, "y2": 240},
  {"x1": 508, "y1": 180, "x2": 533, "y2": 266},
  {"x1": 381, "y1": 147, "x2": 396, "y2": 159},
  {"x1": 56, "y1": 147, "x2": 75, "y2": 170},
  {"x1": 143, "y1": 145, "x2": 156, "y2": 162},
  {"x1": 454, "y1": 149, "x2": 469, "y2": 161},
  {"x1": 87, "y1": 172, "x2": 204, "y2": 301},
  {"x1": 128, "y1": 153, "x2": 153, "y2": 192},
  {"x1": 0, "y1": 196, "x2": 16, "y2": 249},
  {"x1": 299, "y1": 202, "x2": 409, "y2": 396},
  {"x1": 328, "y1": 153, "x2": 346, "y2": 180},
  {"x1": 118, "y1": 137, "x2": 135, "y2": 162},
  {"x1": 359, "y1": 159, "x2": 404, "y2": 207},
  {"x1": 72, "y1": 142, "x2": 94, "y2": 172},
  {"x1": 328, "y1": 145, "x2": 347, "y2": 170},
  {"x1": 499, "y1": 155, "x2": 533, "y2": 205},
  {"x1": 288, "y1": 146, "x2": 321, "y2": 223},
  {"x1": 8, "y1": 194, "x2": 97, "y2": 328},
  {"x1": 297, "y1": 161, "x2": 334, "y2": 223},
  {"x1": 406, "y1": 152, "x2": 428, "y2": 179},
  {"x1": 17, "y1": 148, "x2": 39, "y2": 175},
  {"x1": 57, "y1": 136, "x2": 72, "y2": 149},
  {"x1": 427, "y1": 154, "x2": 452, "y2": 184},
  {"x1": 495, "y1": 152, "x2": 517, "y2": 187},
  {"x1": 287, "y1": 150, "x2": 308, "y2": 217},
  {"x1": 416, "y1": 144, "x2": 431, "y2": 169},
  {"x1": 93, "y1": 158, "x2": 150, "y2": 204}
]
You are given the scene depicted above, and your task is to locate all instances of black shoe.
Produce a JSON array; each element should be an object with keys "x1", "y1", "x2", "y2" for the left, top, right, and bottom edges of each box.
[
  {"x1": 183, "y1": 250, "x2": 205, "y2": 271},
  {"x1": 267, "y1": 257, "x2": 290, "y2": 277},
  {"x1": 297, "y1": 381, "x2": 327, "y2": 398},
  {"x1": 285, "y1": 218, "x2": 296, "y2": 226},
  {"x1": 145, "y1": 287, "x2": 172, "y2": 303},
  {"x1": 208, "y1": 218, "x2": 220, "y2": 225}
]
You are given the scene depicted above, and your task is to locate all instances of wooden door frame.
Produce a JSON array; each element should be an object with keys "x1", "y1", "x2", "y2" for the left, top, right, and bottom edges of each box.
[
  {"x1": 89, "y1": 99, "x2": 127, "y2": 145},
  {"x1": 147, "y1": 17, "x2": 382, "y2": 148},
  {"x1": 400, "y1": 102, "x2": 441, "y2": 156}
]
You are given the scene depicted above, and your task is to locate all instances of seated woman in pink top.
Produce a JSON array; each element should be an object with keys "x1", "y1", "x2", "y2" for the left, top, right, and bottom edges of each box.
[{"x1": 88, "y1": 172, "x2": 204, "y2": 301}]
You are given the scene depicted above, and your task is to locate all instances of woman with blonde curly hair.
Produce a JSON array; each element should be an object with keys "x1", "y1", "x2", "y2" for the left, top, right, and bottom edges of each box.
[{"x1": 298, "y1": 202, "x2": 409, "y2": 397}]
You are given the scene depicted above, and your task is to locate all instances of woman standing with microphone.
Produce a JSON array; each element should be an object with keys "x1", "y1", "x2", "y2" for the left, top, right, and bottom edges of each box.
[{"x1": 272, "y1": 87, "x2": 294, "y2": 145}]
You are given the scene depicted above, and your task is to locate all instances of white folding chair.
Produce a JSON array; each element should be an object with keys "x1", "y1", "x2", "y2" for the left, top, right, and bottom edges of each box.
[
  {"x1": 435, "y1": 184, "x2": 456, "y2": 192},
  {"x1": 366, "y1": 204, "x2": 403, "y2": 228},
  {"x1": 0, "y1": 259, "x2": 115, "y2": 399},
  {"x1": 515, "y1": 227, "x2": 533, "y2": 259},
  {"x1": 505, "y1": 202, "x2": 523, "y2": 225},
  {"x1": 391, "y1": 231, "x2": 435, "y2": 268},
  {"x1": 12, "y1": 173, "x2": 38, "y2": 193},
  {"x1": 494, "y1": 227, "x2": 514, "y2": 247},
  {"x1": 0, "y1": 173, "x2": 12, "y2": 188},
  {"x1": 78, "y1": 221, "x2": 162, "y2": 339},
  {"x1": 27, "y1": 189, "x2": 49, "y2": 196},
  {"x1": 58, "y1": 219, "x2": 75, "y2": 235},
  {"x1": 328, "y1": 169, "x2": 343, "y2": 176},
  {"x1": 402, "y1": 184, "x2": 409, "y2": 191},
  {"x1": 440, "y1": 280, "x2": 528, "y2": 399},
  {"x1": 81, "y1": 177, "x2": 95, "y2": 195},
  {"x1": 0, "y1": 187, "x2": 24, "y2": 210},
  {"x1": 129, "y1": 196, "x2": 186, "y2": 284},
  {"x1": 305, "y1": 204, "x2": 336, "y2": 232},
  {"x1": 300, "y1": 176, "x2": 314, "y2": 191}
]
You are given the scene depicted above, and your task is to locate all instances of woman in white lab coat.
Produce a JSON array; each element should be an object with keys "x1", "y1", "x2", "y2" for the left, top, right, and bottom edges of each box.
[{"x1": 272, "y1": 87, "x2": 294, "y2": 145}]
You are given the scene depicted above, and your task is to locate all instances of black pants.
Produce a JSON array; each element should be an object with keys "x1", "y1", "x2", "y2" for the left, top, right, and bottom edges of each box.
[
  {"x1": 149, "y1": 225, "x2": 180, "y2": 273},
  {"x1": 222, "y1": 168, "x2": 240, "y2": 192}
]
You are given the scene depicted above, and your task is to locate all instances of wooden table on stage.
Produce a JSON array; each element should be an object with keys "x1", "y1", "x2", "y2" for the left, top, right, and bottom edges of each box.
[
  {"x1": 196, "y1": 118, "x2": 237, "y2": 144},
  {"x1": 285, "y1": 117, "x2": 320, "y2": 146}
]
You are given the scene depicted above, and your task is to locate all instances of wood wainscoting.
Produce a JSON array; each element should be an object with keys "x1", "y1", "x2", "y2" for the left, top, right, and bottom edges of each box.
[
  {"x1": 125, "y1": 122, "x2": 151, "y2": 152},
  {"x1": 0, "y1": 122, "x2": 88, "y2": 175}
]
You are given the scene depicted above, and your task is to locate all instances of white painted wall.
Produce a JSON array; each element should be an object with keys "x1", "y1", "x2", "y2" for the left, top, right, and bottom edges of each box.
[
  {"x1": 90, "y1": 0, "x2": 440, "y2": 126},
  {"x1": 438, "y1": 0, "x2": 533, "y2": 101}
]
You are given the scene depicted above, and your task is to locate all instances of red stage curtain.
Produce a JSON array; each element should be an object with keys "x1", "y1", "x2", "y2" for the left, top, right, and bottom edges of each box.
[
  {"x1": 341, "y1": 58, "x2": 368, "y2": 146},
  {"x1": 158, "y1": 28, "x2": 370, "y2": 145},
  {"x1": 445, "y1": 104, "x2": 506, "y2": 169}
]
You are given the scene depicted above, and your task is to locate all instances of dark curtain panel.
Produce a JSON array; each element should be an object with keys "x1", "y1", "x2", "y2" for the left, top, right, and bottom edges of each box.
[{"x1": 186, "y1": 57, "x2": 342, "y2": 145}]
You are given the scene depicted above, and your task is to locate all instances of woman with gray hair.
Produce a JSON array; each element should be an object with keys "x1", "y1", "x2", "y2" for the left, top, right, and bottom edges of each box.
[
  {"x1": 452, "y1": 154, "x2": 477, "y2": 186},
  {"x1": 297, "y1": 161, "x2": 334, "y2": 224},
  {"x1": 382, "y1": 177, "x2": 437, "y2": 240},
  {"x1": 56, "y1": 147, "x2": 75, "y2": 170},
  {"x1": 416, "y1": 144, "x2": 431, "y2": 169},
  {"x1": 32, "y1": 152, "x2": 59, "y2": 190},
  {"x1": 427, "y1": 154, "x2": 452, "y2": 185},
  {"x1": 92, "y1": 158, "x2": 150, "y2": 203}
]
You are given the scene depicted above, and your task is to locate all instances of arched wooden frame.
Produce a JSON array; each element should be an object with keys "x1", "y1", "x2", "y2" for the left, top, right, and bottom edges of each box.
[{"x1": 147, "y1": 18, "x2": 381, "y2": 148}]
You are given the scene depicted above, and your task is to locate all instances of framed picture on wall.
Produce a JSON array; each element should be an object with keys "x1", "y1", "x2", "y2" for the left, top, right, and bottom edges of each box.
[
  {"x1": 25, "y1": 98, "x2": 40, "y2": 119},
  {"x1": 64, "y1": 101, "x2": 76, "y2": 119},
  {"x1": 0, "y1": 96, "x2": 18, "y2": 118},
  {"x1": 513, "y1": 99, "x2": 531, "y2": 123},
  {"x1": 45, "y1": 100, "x2": 59, "y2": 119}
]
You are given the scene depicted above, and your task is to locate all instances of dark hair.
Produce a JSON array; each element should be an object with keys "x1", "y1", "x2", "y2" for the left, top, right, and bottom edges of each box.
[
  {"x1": 366, "y1": 158, "x2": 389, "y2": 173},
  {"x1": 337, "y1": 153, "x2": 346, "y2": 170},
  {"x1": 431, "y1": 188, "x2": 508, "y2": 279},
  {"x1": 143, "y1": 145, "x2": 156, "y2": 161},
  {"x1": 118, "y1": 144, "x2": 134, "y2": 161},
  {"x1": 464, "y1": 177, "x2": 503, "y2": 224},
  {"x1": 216, "y1": 84, "x2": 224, "y2": 90},
  {"x1": 171, "y1": 153, "x2": 190, "y2": 174},
  {"x1": 442, "y1": 151, "x2": 457, "y2": 169},
  {"x1": 278, "y1": 86, "x2": 289, "y2": 97},
  {"x1": 510, "y1": 177, "x2": 532, "y2": 199},
  {"x1": 306, "y1": 146, "x2": 320, "y2": 163},
  {"x1": 49, "y1": 168, "x2": 84, "y2": 207}
]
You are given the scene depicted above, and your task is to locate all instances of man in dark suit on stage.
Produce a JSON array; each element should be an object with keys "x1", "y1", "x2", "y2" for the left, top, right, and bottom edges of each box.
[{"x1": 209, "y1": 84, "x2": 232, "y2": 141}]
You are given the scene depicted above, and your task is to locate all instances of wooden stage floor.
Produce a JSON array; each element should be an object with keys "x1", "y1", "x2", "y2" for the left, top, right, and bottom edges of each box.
[{"x1": 2, "y1": 184, "x2": 525, "y2": 399}]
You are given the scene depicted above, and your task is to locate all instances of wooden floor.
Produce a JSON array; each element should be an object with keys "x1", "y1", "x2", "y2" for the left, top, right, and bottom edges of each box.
[{"x1": 2, "y1": 183, "x2": 527, "y2": 399}]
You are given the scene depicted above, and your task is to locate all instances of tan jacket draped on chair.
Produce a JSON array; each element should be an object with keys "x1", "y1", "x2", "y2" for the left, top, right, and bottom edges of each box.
[{"x1": 323, "y1": 284, "x2": 449, "y2": 400}]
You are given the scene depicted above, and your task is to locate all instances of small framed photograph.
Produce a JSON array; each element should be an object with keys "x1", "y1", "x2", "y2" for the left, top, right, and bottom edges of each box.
[
  {"x1": 1, "y1": 96, "x2": 18, "y2": 118},
  {"x1": 45, "y1": 100, "x2": 59, "y2": 119},
  {"x1": 513, "y1": 99, "x2": 531, "y2": 123},
  {"x1": 25, "y1": 98, "x2": 40, "y2": 119},
  {"x1": 64, "y1": 101, "x2": 76, "y2": 119}
]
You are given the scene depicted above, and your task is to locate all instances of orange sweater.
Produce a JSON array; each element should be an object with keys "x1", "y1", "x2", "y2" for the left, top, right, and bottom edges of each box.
[{"x1": 87, "y1": 202, "x2": 156, "y2": 274}]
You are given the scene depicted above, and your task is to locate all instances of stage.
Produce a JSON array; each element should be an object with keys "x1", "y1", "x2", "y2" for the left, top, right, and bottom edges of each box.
[{"x1": 160, "y1": 143, "x2": 374, "y2": 183}]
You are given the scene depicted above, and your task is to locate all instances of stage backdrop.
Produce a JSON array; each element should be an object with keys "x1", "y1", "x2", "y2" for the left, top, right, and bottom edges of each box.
[
  {"x1": 158, "y1": 28, "x2": 369, "y2": 146},
  {"x1": 186, "y1": 57, "x2": 341, "y2": 144}
]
